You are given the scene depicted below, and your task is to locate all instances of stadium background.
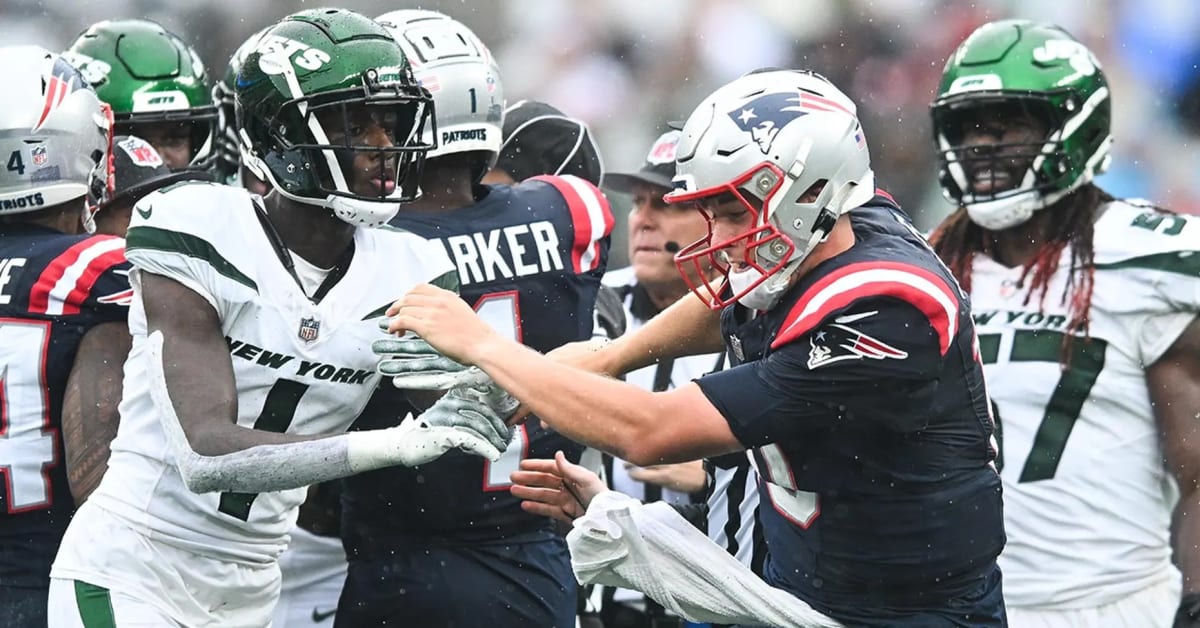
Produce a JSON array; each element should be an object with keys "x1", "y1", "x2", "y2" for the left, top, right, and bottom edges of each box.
[{"x1": 5, "y1": 0, "x2": 1198, "y2": 264}]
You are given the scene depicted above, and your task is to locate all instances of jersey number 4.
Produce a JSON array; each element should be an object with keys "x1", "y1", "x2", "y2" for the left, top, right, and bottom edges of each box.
[
  {"x1": 978, "y1": 329, "x2": 1107, "y2": 482},
  {"x1": 0, "y1": 320, "x2": 56, "y2": 513},
  {"x1": 474, "y1": 291, "x2": 529, "y2": 491}
]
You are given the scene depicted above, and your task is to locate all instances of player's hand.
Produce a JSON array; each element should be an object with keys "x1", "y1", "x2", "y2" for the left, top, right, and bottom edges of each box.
[
  {"x1": 395, "y1": 383, "x2": 517, "y2": 465},
  {"x1": 374, "y1": 333, "x2": 493, "y2": 390},
  {"x1": 384, "y1": 283, "x2": 504, "y2": 365},
  {"x1": 627, "y1": 460, "x2": 707, "y2": 494},
  {"x1": 511, "y1": 451, "x2": 607, "y2": 524},
  {"x1": 547, "y1": 337, "x2": 619, "y2": 377}
]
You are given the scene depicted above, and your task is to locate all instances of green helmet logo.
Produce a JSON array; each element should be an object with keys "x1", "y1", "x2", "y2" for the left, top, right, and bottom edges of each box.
[
  {"x1": 236, "y1": 8, "x2": 436, "y2": 227},
  {"x1": 63, "y1": 19, "x2": 217, "y2": 174},
  {"x1": 930, "y1": 19, "x2": 1113, "y2": 230}
]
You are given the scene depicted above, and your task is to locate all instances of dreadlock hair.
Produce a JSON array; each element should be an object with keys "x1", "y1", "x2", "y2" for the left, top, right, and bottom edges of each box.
[{"x1": 929, "y1": 183, "x2": 1115, "y2": 364}]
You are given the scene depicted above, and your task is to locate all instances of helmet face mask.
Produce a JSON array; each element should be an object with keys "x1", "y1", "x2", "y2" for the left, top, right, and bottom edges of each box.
[
  {"x1": 64, "y1": 19, "x2": 217, "y2": 173},
  {"x1": 665, "y1": 70, "x2": 874, "y2": 311},
  {"x1": 236, "y1": 9, "x2": 436, "y2": 227},
  {"x1": 931, "y1": 19, "x2": 1113, "y2": 230},
  {"x1": 671, "y1": 164, "x2": 798, "y2": 308},
  {"x1": 246, "y1": 77, "x2": 432, "y2": 204}
]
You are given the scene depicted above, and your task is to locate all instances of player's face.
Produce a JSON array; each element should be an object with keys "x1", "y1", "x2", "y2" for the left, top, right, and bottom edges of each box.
[
  {"x1": 628, "y1": 182, "x2": 708, "y2": 288},
  {"x1": 697, "y1": 183, "x2": 823, "y2": 269},
  {"x1": 127, "y1": 121, "x2": 193, "y2": 171},
  {"x1": 316, "y1": 103, "x2": 401, "y2": 198},
  {"x1": 956, "y1": 104, "x2": 1049, "y2": 195},
  {"x1": 698, "y1": 191, "x2": 757, "y2": 268}
]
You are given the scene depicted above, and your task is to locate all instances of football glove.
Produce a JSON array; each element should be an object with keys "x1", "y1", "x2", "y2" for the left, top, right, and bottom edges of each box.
[
  {"x1": 373, "y1": 332, "x2": 492, "y2": 390},
  {"x1": 392, "y1": 382, "x2": 518, "y2": 466}
]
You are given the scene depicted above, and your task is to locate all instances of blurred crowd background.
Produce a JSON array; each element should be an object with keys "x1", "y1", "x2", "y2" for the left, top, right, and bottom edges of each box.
[{"x1": 4, "y1": 0, "x2": 1199, "y2": 260}]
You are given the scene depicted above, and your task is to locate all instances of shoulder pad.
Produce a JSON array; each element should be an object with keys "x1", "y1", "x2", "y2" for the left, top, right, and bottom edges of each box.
[
  {"x1": 1092, "y1": 200, "x2": 1200, "y2": 266},
  {"x1": 125, "y1": 182, "x2": 261, "y2": 298},
  {"x1": 529, "y1": 174, "x2": 614, "y2": 274},
  {"x1": 26, "y1": 234, "x2": 129, "y2": 316},
  {"x1": 773, "y1": 260, "x2": 961, "y2": 356}
]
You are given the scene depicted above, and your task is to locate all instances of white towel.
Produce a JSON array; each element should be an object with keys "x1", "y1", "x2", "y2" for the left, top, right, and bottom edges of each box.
[{"x1": 567, "y1": 491, "x2": 843, "y2": 628}]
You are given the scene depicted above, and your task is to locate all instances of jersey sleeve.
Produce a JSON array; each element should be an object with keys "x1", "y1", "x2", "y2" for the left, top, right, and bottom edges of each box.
[
  {"x1": 25, "y1": 234, "x2": 131, "y2": 323},
  {"x1": 529, "y1": 174, "x2": 614, "y2": 276},
  {"x1": 123, "y1": 182, "x2": 259, "y2": 318},
  {"x1": 696, "y1": 295, "x2": 948, "y2": 448},
  {"x1": 1092, "y1": 202, "x2": 1200, "y2": 364}
]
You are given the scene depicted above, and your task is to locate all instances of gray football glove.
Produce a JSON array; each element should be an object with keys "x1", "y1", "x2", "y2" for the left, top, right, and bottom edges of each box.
[
  {"x1": 402, "y1": 382, "x2": 518, "y2": 464},
  {"x1": 373, "y1": 332, "x2": 492, "y2": 390},
  {"x1": 397, "y1": 382, "x2": 517, "y2": 465}
]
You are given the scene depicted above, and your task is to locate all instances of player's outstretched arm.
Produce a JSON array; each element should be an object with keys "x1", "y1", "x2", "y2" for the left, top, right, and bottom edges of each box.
[
  {"x1": 386, "y1": 284, "x2": 741, "y2": 465},
  {"x1": 141, "y1": 273, "x2": 511, "y2": 494},
  {"x1": 61, "y1": 321, "x2": 132, "y2": 502},
  {"x1": 550, "y1": 289, "x2": 725, "y2": 378},
  {"x1": 1148, "y1": 317, "x2": 1200, "y2": 621}
]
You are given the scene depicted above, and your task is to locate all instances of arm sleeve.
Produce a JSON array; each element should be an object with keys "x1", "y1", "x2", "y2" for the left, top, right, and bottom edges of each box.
[{"x1": 696, "y1": 297, "x2": 945, "y2": 447}]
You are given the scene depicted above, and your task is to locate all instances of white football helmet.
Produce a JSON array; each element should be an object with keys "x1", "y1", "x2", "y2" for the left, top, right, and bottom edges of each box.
[
  {"x1": 376, "y1": 9, "x2": 504, "y2": 182},
  {"x1": 0, "y1": 45, "x2": 111, "y2": 221},
  {"x1": 666, "y1": 69, "x2": 875, "y2": 310}
]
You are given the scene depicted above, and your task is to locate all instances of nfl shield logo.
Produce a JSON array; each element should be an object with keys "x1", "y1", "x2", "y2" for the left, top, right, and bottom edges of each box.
[
  {"x1": 31, "y1": 145, "x2": 47, "y2": 166},
  {"x1": 298, "y1": 317, "x2": 320, "y2": 342}
]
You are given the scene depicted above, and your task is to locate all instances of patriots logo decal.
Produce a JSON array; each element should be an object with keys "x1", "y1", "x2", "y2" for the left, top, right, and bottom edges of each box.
[
  {"x1": 728, "y1": 90, "x2": 854, "y2": 154},
  {"x1": 33, "y1": 58, "x2": 89, "y2": 132},
  {"x1": 806, "y1": 314, "x2": 908, "y2": 370}
]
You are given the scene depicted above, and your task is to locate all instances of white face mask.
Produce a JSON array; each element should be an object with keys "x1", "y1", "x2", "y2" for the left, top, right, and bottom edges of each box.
[{"x1": 727, "y1": 266, "x2": 787, "y2": 311}]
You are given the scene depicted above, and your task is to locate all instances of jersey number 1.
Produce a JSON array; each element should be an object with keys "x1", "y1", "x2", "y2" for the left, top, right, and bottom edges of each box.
[
  {"x1": 0, "y1": 320, "x2": 55, "y2": 513},
  {"x1": 474, "y1": 291, "x2": 529, "y2": 491},
  {"x1": 217, "y1": 379, "x2": 310, "y2": 521}
]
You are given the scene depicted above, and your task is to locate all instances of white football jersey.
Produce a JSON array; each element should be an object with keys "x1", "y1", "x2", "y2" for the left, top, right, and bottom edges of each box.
[
  {"x1": 971, "y1": 200, "x2": 1197, "y2": 608},
  {"x1": 74, "y1": 182, "x2": 454, "y2": 564}
]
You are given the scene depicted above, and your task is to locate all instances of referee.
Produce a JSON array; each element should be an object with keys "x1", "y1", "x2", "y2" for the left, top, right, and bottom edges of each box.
[{"x1": 594, "y1": 129, "x2": 763, "y2": 628}]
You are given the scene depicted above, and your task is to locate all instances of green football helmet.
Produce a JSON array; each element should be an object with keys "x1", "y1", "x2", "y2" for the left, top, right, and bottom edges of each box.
[
  {"x1": 236, "y1": 8, "x2": 435, "y2": 227},
  {"x1": 931, "y1": 19, "x2": 1112, "y2": 230},
  {"x1": 63, "y1": 19, "x2": 217, "y2": 173}
]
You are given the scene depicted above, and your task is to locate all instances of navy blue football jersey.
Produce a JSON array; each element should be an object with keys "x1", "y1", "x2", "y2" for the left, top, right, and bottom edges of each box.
[
  {"x1": 343, "y1": 175, "x2": 613, "y2": 548},
  {"x1": 695, "y1": 197, "x2": 1004, "y2": 618},
  {"x1": 0, "y1": 224, "x2": 130, "y2": 588}
]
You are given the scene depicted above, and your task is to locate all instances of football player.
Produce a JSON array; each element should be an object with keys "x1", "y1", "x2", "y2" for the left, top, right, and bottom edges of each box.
[
  {"x1": 45, "y1": 10, "x2": 512, "y2": 627},
  {"x1": 63, "y1": 19, "x2": 218, "y2": 174},
  {"x1": 335, "y1": 10, "x2": 613, "y2": 628},
  {"x1": 384, "y1": 69, "x2": 1008, "y2": 627},
  {"x1": 927, "y1": 20, "x2": 1200, "y2": 627},
  {"x1": 0, "y1": 45, "x2": 130, "y2": 628}
]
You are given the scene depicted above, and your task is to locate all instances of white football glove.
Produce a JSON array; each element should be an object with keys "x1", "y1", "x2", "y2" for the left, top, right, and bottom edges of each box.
[
  {"x1": 387, "y1": 382, "x2": 518, "y2": 466},
  {"x1": 373, "y1": 332, "x2": 493, "y2": 390}
]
